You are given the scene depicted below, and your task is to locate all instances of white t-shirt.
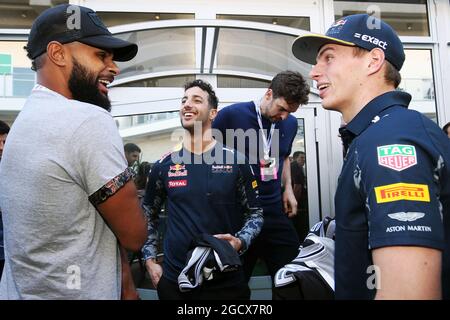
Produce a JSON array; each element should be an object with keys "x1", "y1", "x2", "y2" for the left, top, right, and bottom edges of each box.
[{"x1": 0, "y1": 85, "x2": 128, "y2": 299}]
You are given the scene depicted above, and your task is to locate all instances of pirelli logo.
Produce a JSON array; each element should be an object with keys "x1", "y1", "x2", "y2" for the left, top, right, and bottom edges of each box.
[{"x1": 375, "y1": 183, "x2": 430, "y2": 203}]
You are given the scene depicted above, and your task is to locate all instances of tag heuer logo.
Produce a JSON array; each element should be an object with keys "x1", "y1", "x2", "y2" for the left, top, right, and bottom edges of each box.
[{"x1": 377, "y1": 144, "x2": 417, "y2": 171}]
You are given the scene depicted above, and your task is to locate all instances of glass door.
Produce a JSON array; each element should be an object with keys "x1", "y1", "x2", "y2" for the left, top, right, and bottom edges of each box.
[{"x1": 290, "y1": 107, "x2": 320, "y2": 241}]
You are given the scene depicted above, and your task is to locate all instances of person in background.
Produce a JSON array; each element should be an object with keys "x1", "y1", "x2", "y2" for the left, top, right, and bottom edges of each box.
[
  {"x1": 135, "y1": 161, "x2": 152, "y2": 198},
  {"x1": 291, "y1": 151, "x2": 309, "y2": 241},
  {"x1": 212, "y1": 71, "x2": 309, "y2": 293},
  {"x1": 0, "y1": 4, "x2": 147, "y2": 299},
  {"x1": 293, "y1": 13, "x2": 450, "y2": 299},
  {"x1": 443, "y1": 122, "x2": 450, "y2": 138},
  {"x1": 0, "y1": 120, "x2": 10, "y2": 280},
  {"x1": 124, "y1": 142, "x2": 142, "y2": 175}
]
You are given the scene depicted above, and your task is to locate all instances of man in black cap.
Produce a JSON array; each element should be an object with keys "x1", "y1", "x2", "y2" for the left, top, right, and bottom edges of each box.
[
  {"x1": 0, "y1": 4, "x2": 146, "y2": 299},
  {"x1": 292, "y1": 14, "x2": 450, "y2": 299}
]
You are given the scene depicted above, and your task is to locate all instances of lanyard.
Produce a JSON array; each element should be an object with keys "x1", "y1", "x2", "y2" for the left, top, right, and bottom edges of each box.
[{"x1": 255, "y1": 100, "x2": 275, "y2": 161}]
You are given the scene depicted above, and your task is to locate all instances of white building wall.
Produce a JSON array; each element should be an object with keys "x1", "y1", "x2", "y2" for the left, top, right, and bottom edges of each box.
[
  {"x1": 125, "y1": 132, "x2": 180, "y2": 164},
  {"x1": 432, "y1": 0, "x2": 450, "y2": 125}
]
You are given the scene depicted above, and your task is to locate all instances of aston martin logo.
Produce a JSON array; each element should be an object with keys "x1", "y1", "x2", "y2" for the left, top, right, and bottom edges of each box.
[{"x1": 388, "y1": 212, "x2": 425, "y2": 222}]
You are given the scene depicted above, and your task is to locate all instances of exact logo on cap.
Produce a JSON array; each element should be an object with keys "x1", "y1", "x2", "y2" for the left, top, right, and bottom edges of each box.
[{"x1": 354, "y1": 33, "x2": 387, "y2": 50}]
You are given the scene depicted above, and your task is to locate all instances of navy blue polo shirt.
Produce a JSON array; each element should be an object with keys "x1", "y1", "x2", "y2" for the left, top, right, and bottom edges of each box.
[
  {"x1": 212, "y1": 101, "x2": 298, "y2": 213},
  {"x1": 141, "y1": 143, "x2": 263, "y2": 283},
  {"x1": 335, "y1": 91, "x2": 450, "y2": 299}
]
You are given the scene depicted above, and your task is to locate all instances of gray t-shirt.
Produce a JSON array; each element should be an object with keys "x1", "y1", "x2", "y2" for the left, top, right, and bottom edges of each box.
[{"x1": 0, "y1": 86, "x2": 127, "y2": 299}]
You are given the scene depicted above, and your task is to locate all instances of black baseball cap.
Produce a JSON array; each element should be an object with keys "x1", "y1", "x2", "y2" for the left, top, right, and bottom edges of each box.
[
  {"x1": 292, "y1": 14, "x2": 405, "y2": 71},
  {"x1": 26, "y1": 4, "x2": 138, "y2": 62}
]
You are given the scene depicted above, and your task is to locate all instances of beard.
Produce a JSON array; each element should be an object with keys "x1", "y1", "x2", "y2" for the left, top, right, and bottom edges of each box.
[
  {"x1": 68, "y1": 58, "x2": 111, "y2": 112},
  {"x1": 181, "y1": 115, "x2": 209, "y2": 134}
]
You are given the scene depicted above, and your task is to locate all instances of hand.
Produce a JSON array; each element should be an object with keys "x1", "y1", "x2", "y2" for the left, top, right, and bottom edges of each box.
[
  {"x1": 145, "y1": 259, "x2": 163, "y2": 288},
  {"x1": 214, "y1": 233, "x2": 242, "y2": 251},
  {"x1": 283, "y1": 187, "x2": 298, "y2": 218}
]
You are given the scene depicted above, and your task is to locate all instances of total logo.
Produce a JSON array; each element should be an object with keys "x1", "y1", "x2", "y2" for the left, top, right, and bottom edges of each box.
[{"x1": 168, "y1": 180, "x2": 187, "y2": 188}]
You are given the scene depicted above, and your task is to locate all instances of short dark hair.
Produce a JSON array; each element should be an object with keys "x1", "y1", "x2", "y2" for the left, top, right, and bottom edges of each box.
[
  {"x1": 0, "y1": 120, "x2": 10, "y2": 135},
  {"x1": 353, "y1": 47, "x2": 401, "y2": 88},
  {"x1": 443, "y1": 122, "x2": 450, "y2": 134},
  {"x1": 292, "y1": 151, "x2": 305, "y2": 160},
  {"x1": 384, "y1": 60, "x2": 401, "y2": 88},
  {"x1": 184, "y1": 79, "x2": 219, "y2": 109},
  {"x1": 29, "y1": 53, "x2": 46, "y2": 72},
  {"x1": 124, "y1": 142, "x2": 141, "y2": 154},
  {"x1": 269, "y1": 71, "x2": 309, "y2": 106}
]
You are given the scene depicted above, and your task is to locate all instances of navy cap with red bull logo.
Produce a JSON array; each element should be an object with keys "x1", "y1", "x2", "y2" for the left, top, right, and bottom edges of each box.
[{"x1": 292, "y1": 14, "x2": 405, "y2": 71}]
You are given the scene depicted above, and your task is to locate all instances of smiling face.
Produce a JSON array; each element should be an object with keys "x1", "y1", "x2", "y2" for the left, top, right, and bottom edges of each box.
[
  {"x1": 261, "y1": 89, "x2": 300, "y2": 122},
  {"x1": 180, "y1": 86, "x2": 216, "y2": 132},
  {"x1": 67, "y1": 42, "x2": 119, "y2": 111},
  {"x1": 297, "y1": 153, "x2": 305, "y2": 167},
  {"x1": 309, "y1": 44, "x2": 367, "y2": 113}
]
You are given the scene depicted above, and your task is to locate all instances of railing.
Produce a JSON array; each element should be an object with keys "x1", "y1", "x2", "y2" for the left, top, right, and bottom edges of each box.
[
  {"x1": 0, "y1": 69, "x2": 35, "y2": 98},
  {"x1": 115, "y1": 111, "x2": 179, "y2": 130}
]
